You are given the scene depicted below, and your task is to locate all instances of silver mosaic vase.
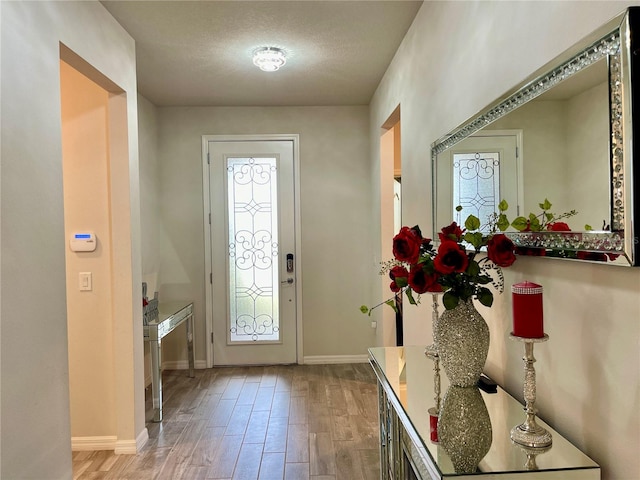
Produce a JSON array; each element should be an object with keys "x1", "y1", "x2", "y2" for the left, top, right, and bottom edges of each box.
[
  {"x1": 435, "y1": 298, "x2": 489, "y2": 387},
  {"x1": 438, "y1": 385, "x2": 492, "y2": 473}
]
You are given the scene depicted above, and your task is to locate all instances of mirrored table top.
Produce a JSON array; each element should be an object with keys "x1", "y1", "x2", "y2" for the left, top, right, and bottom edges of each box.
[
  {"x1": 369, "y1": 346, "x2": 599, "y2": 478},
  {"x1": 143, "y1": 301, "x2": 193, "y2": 340}
]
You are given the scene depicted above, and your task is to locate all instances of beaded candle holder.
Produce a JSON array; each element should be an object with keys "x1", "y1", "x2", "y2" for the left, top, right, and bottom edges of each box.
[{"x1": 509, "y1": 334, "x2": 552, "y2": 448}]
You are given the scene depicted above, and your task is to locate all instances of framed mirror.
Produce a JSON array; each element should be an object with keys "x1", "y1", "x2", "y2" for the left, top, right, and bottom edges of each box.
[{"x1": 432, "y1": 7, "x2": 640, "y2": 266}]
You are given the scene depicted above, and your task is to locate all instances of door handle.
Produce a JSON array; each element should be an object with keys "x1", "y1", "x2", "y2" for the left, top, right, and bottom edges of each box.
[{"x1": 281, "y1": 278, "x2": 294, "y2": 285}]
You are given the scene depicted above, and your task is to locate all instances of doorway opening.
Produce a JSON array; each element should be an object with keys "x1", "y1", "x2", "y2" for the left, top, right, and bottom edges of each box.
[
  {"x1": 60, "y1": 44, "x2": 145, "y2": 453},
  {"x1": 380, "y1": 106, "x2": 402, "y2": 346}
]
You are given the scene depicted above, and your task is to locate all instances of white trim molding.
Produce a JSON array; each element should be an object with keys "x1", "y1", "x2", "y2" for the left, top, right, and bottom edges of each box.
[
  {"x1": 303, "y1": 354, "x2": 369, "y2": 365},
  {"x1": 71, "y1": 428, "x2": 149, "y2": 454},
  {"x1": 71, "y1": 436, "x2": 117, "y2": 451},
  {"x1": 162, "y1": 360, "x2": 207, "y2": 371},
  {"x1": 145, "y1": 360, "x2": 207, "y2": 386},
  {"x1": 115, "y1": 428, "x2": 149, "y2": 455}
]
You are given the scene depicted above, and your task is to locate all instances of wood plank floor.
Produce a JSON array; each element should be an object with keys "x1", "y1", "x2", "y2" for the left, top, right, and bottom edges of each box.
[{"x1": 72, "y1": 363, "x2": 381, "y2": 480}]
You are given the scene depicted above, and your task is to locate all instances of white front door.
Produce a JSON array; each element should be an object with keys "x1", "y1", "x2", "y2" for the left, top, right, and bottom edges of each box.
[{"x1": 205, "y1": 138, "x2": 298, "y2": 366}]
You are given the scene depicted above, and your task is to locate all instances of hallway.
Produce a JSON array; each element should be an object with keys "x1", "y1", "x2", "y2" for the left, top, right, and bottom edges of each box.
[{"x1": 72, "y1": 363, "x2": 380, "y2": 479}]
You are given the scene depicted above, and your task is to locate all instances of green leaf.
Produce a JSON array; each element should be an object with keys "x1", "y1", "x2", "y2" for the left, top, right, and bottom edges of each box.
[
  {"x1": 360, "y1": 305, "x2": 369, "y2": 314},
  {"x1": 455, "y1": 205, "x2": 463, "y2": 212},
  {"x1": 405, "y1": 289, "x2": 417, "y2": 305},
  {"x1": 539, "y1": 198, "x2": 552, "y2": 210},
  {"x1": 545, "y1": 212, "x2": 554, "y2": 221},
  {"x1": 463, "y1": 232, "x2": 483, "y2": 248},
  {"x1": 498, "y1": 199, "x2": 509, "y2": 212},
  {"x1": 529, "y1": 214, "x2": 541, "y2": 231},
  {"x1": 466, "y1": 260, "x2": 480, "y2": 277},
  {"x1": 475, "y1": 274, "x2": 492, "y2": 285},
  {"x1": 477, "y1": 287, "x2": 494, "y2": 307},
  {"x1": 443, "y1": 292, "x2": 460, "y2": 310},
  {"x1": 497, "y1": 213, "x2": 510, "y2": 232},
  {"x1": 465, "y1": 214, "x2": 481, "y2": 231},
  {"x1": 384, "y1": 299, "x2": 398, "y2": 314},
  {"x1": 395, "y1": 277, "x2": 408, "y2": 288},
  {"x1": 511, "y1": 216, "x2": 529, "y2": 231},
  {"x1": 585, "y1": 224, "x2": 593, "y2": 231}
]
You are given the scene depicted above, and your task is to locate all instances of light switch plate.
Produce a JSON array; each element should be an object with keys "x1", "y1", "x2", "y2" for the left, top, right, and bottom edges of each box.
[{"x1": 79, "y1": 272, "x2": 92, "y2": 291}]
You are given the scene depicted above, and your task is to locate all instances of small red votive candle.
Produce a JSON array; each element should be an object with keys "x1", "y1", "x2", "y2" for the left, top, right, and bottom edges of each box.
[
  {"x1": 512, "y1": 281, "x2": 544, "y2": 338},
  {"x1": 428, "y1": 407, "x2": 439, "y2": 443}
]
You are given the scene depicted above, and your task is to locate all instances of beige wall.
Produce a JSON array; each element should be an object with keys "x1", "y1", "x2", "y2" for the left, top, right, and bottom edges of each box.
[
  {"x1": 139, "y1": 95, "x2": 162, "y2": 298},
  {"x1": 1, "y1": 1, "x2": 144, "y2": 476},
  {"x1": 489, "y1": 100, "x2": 568, "y2": 216},
  {"x1": 138, "y1": 94, "x2": 161, "y2": 382},
  {"x1": 152, "y1": 106, "x2": 374, "y2": 363},
  {"x1": 566, "y1": 82, "x2": 610, "y2": 229},
  {"x1": 488, "y1": 83, "x2": 610, "y2": 228},
  {"x1": 61, "y1": 60, "x2": 116, "y2": 439},
  {"x1": 370, "y1": 2, "x2": 640, "y2": 479}
]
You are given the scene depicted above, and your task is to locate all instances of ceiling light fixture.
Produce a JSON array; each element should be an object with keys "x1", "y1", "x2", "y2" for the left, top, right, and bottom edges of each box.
[{"x1": 252, "y1": 47, "x2": 287, "y2": 72}]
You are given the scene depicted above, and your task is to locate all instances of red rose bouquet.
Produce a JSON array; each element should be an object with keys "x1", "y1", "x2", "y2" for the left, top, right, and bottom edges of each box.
[
  {"x1": 382, "y1": 201, "x2": 518, "y2": 311},
  {"x1": 361, "y1": 198, "x2": 577, "y2": 314}
]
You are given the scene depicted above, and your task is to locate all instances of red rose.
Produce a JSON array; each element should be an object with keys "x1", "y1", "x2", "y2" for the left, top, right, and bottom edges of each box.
[
  {"x1": 547, "y1": 222, "x2": 571, "y2": 231},
  {"x1": 389, "y1": 265, "x2": 409, "y2": 281},
  {"x1": 487, "y1": 234, "x2": 516, "y2": 267},
  {"x1": 438, "y1": 222, "x2": 464, "y2": 242},
  {"x1": 393, "y1": 226, "x2": 422, "y2": 264},
  {"x1": 422, "y1": 237, "x2": 434, "y2": 250},
  {"x1": 390, "y1": 281, "x2": 401, "y2": 293},
  {"x1": 408, "y1": 264, "x2": 441, "y2": 294},
  {"x1": 434, "y1": 240, "x2": 469, "y2": 274}
]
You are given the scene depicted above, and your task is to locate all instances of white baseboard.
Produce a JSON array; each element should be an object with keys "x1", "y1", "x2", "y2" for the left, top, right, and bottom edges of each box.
[
  {"x1": 115, "y1": 428, "x2": 149, "y2": 455},
  {"x1": 71, "y1": 435, "x2": 117, "y2": 451},
  {"x1": 145, "y1": 360, "x2": 207, "y2": 387},
  {"x1": 303, "y1": 354, "x2": 369, "y2": 364},
  {"x1": 71, "y1": 428, "x2": 149, "y2": 454},
  {"x1": 162, "y1": 359, "x2": 207, "y2": 370},
  {"x1": 149, "y1": 357, "x2": 367, "y2": 370}
]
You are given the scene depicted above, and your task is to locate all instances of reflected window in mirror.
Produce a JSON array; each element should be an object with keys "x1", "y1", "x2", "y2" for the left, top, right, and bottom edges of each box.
[
  {"x1": 452, "y1": 151, "x2": 501, "y2": 232},
  {"x1": 431, "y1": 7, "x2": 640, "y2": 266}
]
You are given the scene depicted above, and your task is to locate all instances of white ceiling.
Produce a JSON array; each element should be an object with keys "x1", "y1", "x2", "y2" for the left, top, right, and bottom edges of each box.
[{"x1": 100, "y1": 0, "x2": 423, "y2": 106}]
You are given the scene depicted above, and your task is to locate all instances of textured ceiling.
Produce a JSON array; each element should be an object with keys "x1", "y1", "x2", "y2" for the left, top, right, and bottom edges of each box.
[{"x1": 100, "y1": 0, "x2": 423, "y2": 106}]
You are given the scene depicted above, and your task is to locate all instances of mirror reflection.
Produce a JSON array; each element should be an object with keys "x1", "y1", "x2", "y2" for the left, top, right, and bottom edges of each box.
[
  {"x1": 431, "y1": 20, "x2": 635, "y2": 265},
  {"x1": 435, "y1": 59, "x2": 609, "y2": 233}
]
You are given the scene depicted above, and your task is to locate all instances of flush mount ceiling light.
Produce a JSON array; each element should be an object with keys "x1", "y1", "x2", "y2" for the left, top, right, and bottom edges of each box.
[{"x1": 252, "y1": 47, "x2": 287, "y2": 72}]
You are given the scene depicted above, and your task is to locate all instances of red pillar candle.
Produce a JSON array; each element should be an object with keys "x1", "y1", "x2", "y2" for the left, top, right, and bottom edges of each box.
[{"x1": 512, "y1": 281, "x2": 544, "y2": 338}]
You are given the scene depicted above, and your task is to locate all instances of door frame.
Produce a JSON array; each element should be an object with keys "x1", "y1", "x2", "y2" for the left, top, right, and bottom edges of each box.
[{"x1": 201, "y1": 134, "x2": 303, "y2": 368}]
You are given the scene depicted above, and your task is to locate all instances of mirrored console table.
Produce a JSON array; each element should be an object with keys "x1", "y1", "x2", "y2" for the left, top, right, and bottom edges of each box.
[
  {"x1": 144, "y1": 301, "x2": 195, "y2": 422},
  {"x1": 369, "y1": 346, "x2": 600, "y2": 479}
]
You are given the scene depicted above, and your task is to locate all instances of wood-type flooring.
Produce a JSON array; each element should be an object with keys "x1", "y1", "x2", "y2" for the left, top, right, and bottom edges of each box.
[{"x1": 72, "y1": 363, "x2": 380, "y2": 480}]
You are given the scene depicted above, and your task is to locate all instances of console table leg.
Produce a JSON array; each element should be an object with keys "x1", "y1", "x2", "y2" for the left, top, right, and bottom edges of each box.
[
  {"x1": 151, "y1": 338, "x2": 163, "y2": 422},
  {"x1": 187, "y1": 314, "x2": 195, "y2": 378}
]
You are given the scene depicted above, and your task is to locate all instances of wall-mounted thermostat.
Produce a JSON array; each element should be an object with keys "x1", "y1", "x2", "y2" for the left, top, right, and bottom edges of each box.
[{"x1": 70, "y1": 232, "x2": 97, "y2": 252}]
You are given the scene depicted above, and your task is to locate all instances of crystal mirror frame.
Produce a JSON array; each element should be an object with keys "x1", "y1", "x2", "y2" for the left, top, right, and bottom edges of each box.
[{"x1": 431, "y1": 7, "x2": 640, "y2": 266}]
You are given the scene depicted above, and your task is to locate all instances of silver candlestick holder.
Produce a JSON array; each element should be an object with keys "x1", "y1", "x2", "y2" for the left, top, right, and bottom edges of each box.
[{"x1": 509, "y1": 333, "x2": 552, "y2": 448}]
